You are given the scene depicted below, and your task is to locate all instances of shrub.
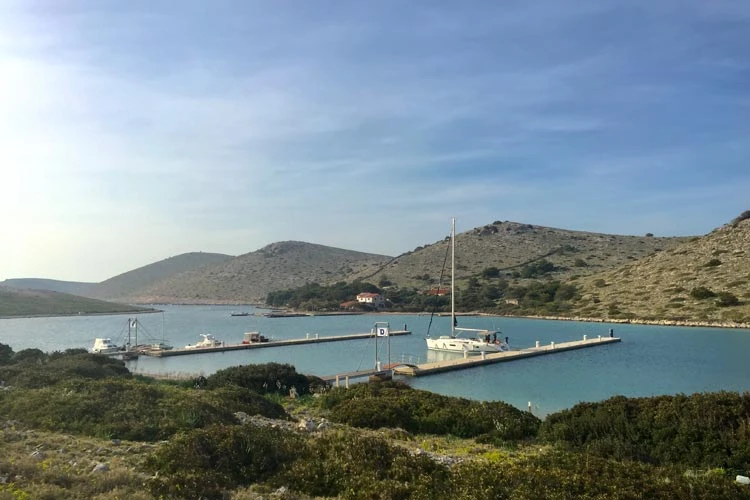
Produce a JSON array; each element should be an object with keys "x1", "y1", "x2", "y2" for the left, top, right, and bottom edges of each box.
[
  {"x1": 281, "y1": 431, "x2": 450, "y2": 499},
  {"x1": 690, "y1": 287, "x2": 716, "y2": 300},
  {"x1": 716, "y1": 292, "x2": 740, "y2": 307},
  {"x1": 731, "y1": 210, "x2": 750, "y2": 226},
  {"x1": 0, "y1": 378, "x2": 286, "y2": 441},
  {"x1": 207, "y1": 362, "x2": 322, "y2": 396},
  {"x1": 323, "y1": 382, "x2": 539, "y2": 441},
  {"x1": 147, "y1": 424, "x2": 304, "y2": 499},
  {"x1": 539, "y1": 392, "x2": 750, "y2": 470}
]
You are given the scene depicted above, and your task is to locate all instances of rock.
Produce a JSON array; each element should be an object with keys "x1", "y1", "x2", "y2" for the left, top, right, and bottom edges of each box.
[
  {"x1": 91, "y1": 462, "x2": 109, "y2": 474},
  {"x1": 111, "y1": 438, "x2": 121, "y2": 446},
  {"x1": 29, "y1": 450, "x2": 45, "y2": 460},
  {"x1": 737, "y1": 475, "x2": 750, "y2": 485},
  {"x1": 297, "y1": 419, "x2": 316, "y2": 432},
  {"x1": 316, "y1": 420, "x2": 331, "y2": 431},
  {"x1": 234, "y1": 411, "x2": 251, "y2": 424}
]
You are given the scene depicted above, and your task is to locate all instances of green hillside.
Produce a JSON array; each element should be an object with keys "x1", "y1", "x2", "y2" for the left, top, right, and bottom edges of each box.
[{"x1": 0, "y1": 286, "x2": 154, "y2": 318}]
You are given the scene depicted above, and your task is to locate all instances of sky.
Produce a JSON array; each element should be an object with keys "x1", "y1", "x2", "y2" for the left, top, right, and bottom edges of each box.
[{"x1": 1, "y1": 1, "x2": 748, "y2": 282}]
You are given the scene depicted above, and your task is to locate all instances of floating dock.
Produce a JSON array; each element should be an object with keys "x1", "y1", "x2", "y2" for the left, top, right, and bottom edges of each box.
[
  {"x1": 140, "y1": 330, "x2": 411, "y2": 357},
  {"x1": 393, "y1": 336, "x2": 620, "y2": 377}
]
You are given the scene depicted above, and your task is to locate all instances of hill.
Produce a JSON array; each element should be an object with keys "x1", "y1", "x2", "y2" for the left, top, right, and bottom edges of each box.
[
  {"x1": 0, "y1": 286, "x2": 154, "y2": 318},
  {"x1": 353, "y1": 221, "x2": 689, "y2": 289},
  {"x1": 120, "y1": 242, "x2": 392, "y2": 304},
  {"x1": 1, "y1": 252, "x2": 234, "y2": 303},
  {"x1": 568, "y1": 213, "x2": 750, "y2": 325},
  {"x1": 93, "y1": 251, "x2": 234, "y2": 300},
  {"x1": 0, "y1": 278, "x2": 97, "y2": 296}
]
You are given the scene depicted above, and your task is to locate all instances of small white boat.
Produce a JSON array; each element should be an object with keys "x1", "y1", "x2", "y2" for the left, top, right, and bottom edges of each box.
[
  {"x1": 185, "y1": 334, "x2": 223, "y2": 349},
  {"x1": 91, "y1": 338, "x2": 121, "y2": 354}
]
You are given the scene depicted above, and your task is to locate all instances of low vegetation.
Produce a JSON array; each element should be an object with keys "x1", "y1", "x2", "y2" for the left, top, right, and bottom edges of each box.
[
  {"x1": 0, "y1": 286, "x2": 153, "y2": 318},
  {"x1": 0, "y1": 343, "x2": 749, "y2": 498}
]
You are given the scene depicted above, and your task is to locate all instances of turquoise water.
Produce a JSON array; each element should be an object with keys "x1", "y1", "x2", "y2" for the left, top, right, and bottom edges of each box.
[{"x1": 1, "y1": 305, "x2": 749, "y2": 416}]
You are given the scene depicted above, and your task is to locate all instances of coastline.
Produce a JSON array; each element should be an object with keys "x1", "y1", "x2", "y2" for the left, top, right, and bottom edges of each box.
[
  {"x1": 3, "y1": 305, "x2": 748, "y2": 330},
  {"x1": 0, "y1": 308, "x2": 161, "y2": 320}
]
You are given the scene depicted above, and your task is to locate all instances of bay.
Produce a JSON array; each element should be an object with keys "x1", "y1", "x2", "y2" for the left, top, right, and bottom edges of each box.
[{"x1": 1, "y1": 305, "x2": 748, "y2": 416}]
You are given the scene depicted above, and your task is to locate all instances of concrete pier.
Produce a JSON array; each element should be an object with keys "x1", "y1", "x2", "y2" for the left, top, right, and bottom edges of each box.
[
  {"x1": 141, "y1": 330, "x2": 411, "y2": 357},
  {"x1": 393, "y1": 336, "x2": 620, "y2": 377}
]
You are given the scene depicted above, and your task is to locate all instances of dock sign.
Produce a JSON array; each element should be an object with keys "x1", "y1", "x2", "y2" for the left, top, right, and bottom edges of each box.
[{"x1": 376, "y1": 326, "x2": 390, "y2": 337}]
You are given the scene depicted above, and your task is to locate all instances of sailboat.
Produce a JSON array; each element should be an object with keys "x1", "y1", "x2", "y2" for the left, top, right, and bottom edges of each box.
[{"x1": 425, "y1": 218, "x2": 510, "y2": 354}]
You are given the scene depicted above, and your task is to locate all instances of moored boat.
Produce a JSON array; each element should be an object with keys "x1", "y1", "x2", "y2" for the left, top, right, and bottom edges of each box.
[
  {"x1": 242, "y1": 331, "x2": 269, "y2": 344},
  {"x1": 91, "y1": 338, "x2": 120, "y2": 354},
  {"x1": 425, "y1": 218, "x2": 510, "y2": 354},
  {"x1": 185, "y1": 334, "x2": 223, "y2": 349}
]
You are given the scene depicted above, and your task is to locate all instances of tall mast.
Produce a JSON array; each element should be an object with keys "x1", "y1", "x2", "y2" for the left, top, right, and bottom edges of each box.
[{"x1": 451, "y1": 217, "x2": 455, "y2": 337}]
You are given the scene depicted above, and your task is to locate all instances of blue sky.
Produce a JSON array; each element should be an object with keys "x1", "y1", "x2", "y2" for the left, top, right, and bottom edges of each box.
[{"x1": 1, "y1": 1, "x2": 748, "y2": 282}]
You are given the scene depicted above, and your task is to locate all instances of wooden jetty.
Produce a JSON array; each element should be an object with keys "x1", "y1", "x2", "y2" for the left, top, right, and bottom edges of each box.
[
  {"x1": 394, "y1": 336, "x2": 621, "y2": 377},
  {"x1": 141, "y1": 330, "x2": 411, "y2": 357}
]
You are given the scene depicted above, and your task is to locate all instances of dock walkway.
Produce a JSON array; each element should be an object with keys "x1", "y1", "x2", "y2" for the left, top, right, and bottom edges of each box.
[
  {"x1": 394, "y1": 336, "x2": 620, "y2": 377},
  {"x1": 142, "y1": 330, "x2": 411, "y2": 357}
]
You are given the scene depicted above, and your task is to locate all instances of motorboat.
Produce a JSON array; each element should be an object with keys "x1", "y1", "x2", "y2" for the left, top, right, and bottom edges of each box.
[
  {"x1": 185, "y1": 334, "x2": 223, "y2": 349},
  {"x1": 91, "y1": 338, "x2": 121, "y2": 354},
  {"x1": 242, "y1": 331, "x2": 269, "y2": 344}
]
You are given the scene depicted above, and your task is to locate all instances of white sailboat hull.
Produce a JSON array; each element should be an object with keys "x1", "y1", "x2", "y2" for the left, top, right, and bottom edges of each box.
[{"x1": 426, "y1": 336, "x2": 508, "y2": 353}]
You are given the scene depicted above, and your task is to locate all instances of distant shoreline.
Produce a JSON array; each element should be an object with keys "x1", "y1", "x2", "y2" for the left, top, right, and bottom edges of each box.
[
  {"x1": 2, "y1": 306, "x2": 747, "y2": 330},
  {"x1": 0, "y1": 308, "x2": 161, "y2": 320}
]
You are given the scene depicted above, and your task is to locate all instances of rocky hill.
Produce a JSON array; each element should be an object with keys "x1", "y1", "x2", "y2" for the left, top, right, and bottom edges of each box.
[
  {"x1": 354, "y1": 221, "x2": 689, "y2": 289},
  {"x1": 120, "y1": 242, "x2": 392, "y2": 304},
  {"x1": 567, "y1": 213, "x2": 750, "y2": 326},
  {"x1": 93, "y1": 251, "x2": 234, "y2": 300}
]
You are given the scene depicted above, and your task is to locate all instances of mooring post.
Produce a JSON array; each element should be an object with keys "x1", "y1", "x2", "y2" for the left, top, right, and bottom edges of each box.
[
  {"x1": 335, "y1": 375, "x2": 339, "y2": 388},
  {"x1": 551, "y1": 341, "x2": 555, "y2": 349},
  {"x1": 583, "y1": 334, "x2": 587, "y2": 341},
  {"x1": 345, "y1": 376, "x2": 349, "y2": 389},
  {"x1": 535, "y1": 340, "x2": 540, "y2": 348}
]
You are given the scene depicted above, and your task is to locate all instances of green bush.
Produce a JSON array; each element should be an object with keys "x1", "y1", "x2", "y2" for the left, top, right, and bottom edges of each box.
[
  {"x1": 690, "y1": 286, "x2": 716, "y2": 299},
  {"x1": 207, "y1": 362, "x2": 323, "y2": 396},
  {"x1": 147, "y1": 423, "x2": 304, "y2": 499},
  {"x1": 289, "y1": 431, "x2": 451, "y2": 500},
  {"x1": 716, "y1": 292, "x2": 740, "y2": 307},
  {"x1": 0, "y1": 378, "x2": 286, "y2": 441},
  {"x1": 323, "y1": 381, "x2": 539, "y2": 441},
  {"x1": 539, "y1": 392, "x2": 750, "y2": 471},
  {"x1": 0, "y1": 351, "x2": 131, "y2": 388},
  {"x1": 450, "y1": 449, "x2": 748, "y2": 500}
]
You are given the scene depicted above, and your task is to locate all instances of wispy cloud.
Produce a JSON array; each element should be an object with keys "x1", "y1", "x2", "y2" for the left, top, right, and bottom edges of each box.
[{"x1": 1, "y1": 0, "x2": 748, "y2": 280}]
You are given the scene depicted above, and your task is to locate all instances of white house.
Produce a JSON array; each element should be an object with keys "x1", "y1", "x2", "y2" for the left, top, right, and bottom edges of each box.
[{"x1": 356, "y1": 292, "x2": 385, "y2": 309}]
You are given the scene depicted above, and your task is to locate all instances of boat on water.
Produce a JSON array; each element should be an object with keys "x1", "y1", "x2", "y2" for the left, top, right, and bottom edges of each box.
[
  {"x1": 242, "y1": 331, "x2": 269, "y2": 344},
  {"x1": 230, "y1": 312, "x2": 250, "y2": 316},
  {"x1": 185, "y1": 333, "x2": 223, "y2": 349},
  {"x1": 425, "y1": 218, "x2": 510, "y2": 354},
  {"x1": 91, "y1": 337, "x2": 121, "y2": 354}
]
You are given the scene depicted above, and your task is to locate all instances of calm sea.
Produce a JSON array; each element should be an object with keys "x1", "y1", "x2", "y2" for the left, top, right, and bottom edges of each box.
[{"x1": 1, "y1": 305, "x2": 749, "y2": 416}]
